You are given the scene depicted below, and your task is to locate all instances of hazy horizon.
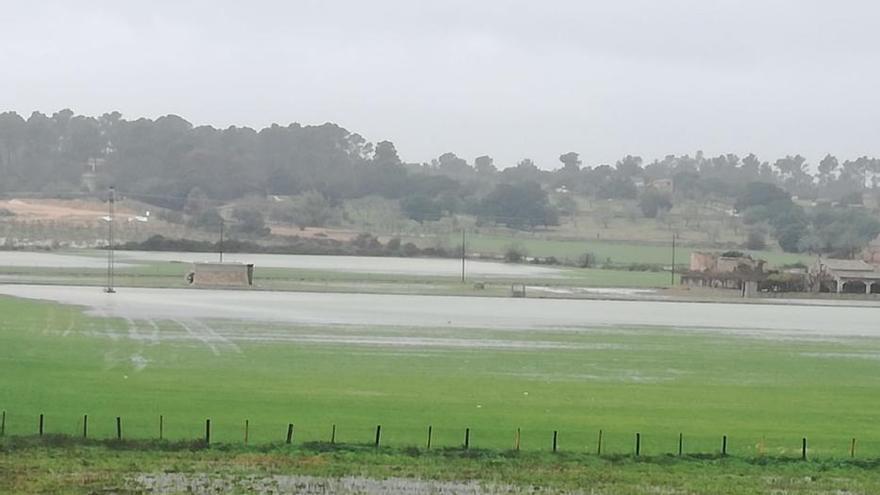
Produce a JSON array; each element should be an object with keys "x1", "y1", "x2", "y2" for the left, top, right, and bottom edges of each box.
[{"x1": 3, "y1": 0, "x2": 880, "y2": 169}]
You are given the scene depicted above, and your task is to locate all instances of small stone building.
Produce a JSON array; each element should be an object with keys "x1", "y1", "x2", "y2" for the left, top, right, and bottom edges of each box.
[{"x1": 186, "y1": 262, "x2": 254, "y2": 287}]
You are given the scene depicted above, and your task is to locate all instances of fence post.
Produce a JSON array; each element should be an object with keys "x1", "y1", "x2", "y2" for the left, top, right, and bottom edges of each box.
[
  {"x1": 801, "y1": 437, "x2": 807, "y2": 460},
  {"x1": 116, "y1": 417, "x2": 122, "y2": 440},
  {"x1": 722, "y1": 435, "x2": 728, "y2": 456},
  {"x1": 83, "y1": 414, "x2": 88, "y2": 439},
  {"x1": 159, "y1": 415, "x2": 164, "y2": 440},
  {"x1": 205, "y1": 419, "x2": 211, "y2": 446},
  {"x1": 1, "y1": 410, "x2": 5, "y2": 437},
  {"x1": 515, "y1": 428, "x2": 521, "y2": 451},
  {"x1": 851, "y1": 437, "x2": 856, "y2": 458},
  {"x1": 374, "y1": 425, "x2": 381, "y2": 448},
  {"x1": 552, "y1": 430, "x2": 558, "y2": 453},
  {"x1": 39, "y1": 413, "x2": 44, "y2": 436},
  {"x1": 286, "y1": 424, "x2": 294, "y2": 444},
  {"x1": 678, "y1": 433, "x2": 683, "y2": 456},
  {"x1": 635, "y1": 433, "x2": 641, "y2": 456},
  {"x1": 464, "y1": 428, "x2": 470, "y2": 450},
  {"x1": 597, "y1": 429, "x2": 603, "y2": 456},
  {"x1": 244, "y1": 419, "x2": 249, "y2": 445},
  {"x1": 331, "y1": 424, "x2": 336, "y2": 444},
  {"x1": 426, "y1": 425, "x2": 432, "y2": 450}
]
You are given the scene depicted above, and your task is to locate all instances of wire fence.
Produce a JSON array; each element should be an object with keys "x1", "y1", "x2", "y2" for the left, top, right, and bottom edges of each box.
[{"x1": 2, "y1": 410, "x2": 875, "y2": 460}]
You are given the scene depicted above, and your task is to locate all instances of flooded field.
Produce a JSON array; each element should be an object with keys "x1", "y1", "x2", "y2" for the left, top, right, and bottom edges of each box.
[
  {"x1": 4, "y1": 283, "x2": 880, "y2": 456},
  {"x1": 0, "y1": 251, "x2": 132, "y2": 269},
  {"x1": 2, "y1": 284, "x2": 880, "y2": 338},
  {"x1": 0, "y1": 250, "x2": 563, "y2": 278}
]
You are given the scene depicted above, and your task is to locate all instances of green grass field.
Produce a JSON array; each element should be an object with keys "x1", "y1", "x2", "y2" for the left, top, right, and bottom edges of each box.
[
  {"x1": 3, "y1": 294, "x2": 880, "y2": 461},
  {"x1": 444, "y1": 233, "x2": 812, "y2": 267}
]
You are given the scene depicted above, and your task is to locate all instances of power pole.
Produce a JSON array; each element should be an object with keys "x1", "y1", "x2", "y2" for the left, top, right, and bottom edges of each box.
[
  {"x1": 219, "y1": 219, "x2": 224, "y2": 263},
  {"x1": 670, "y1": 233, "x2": 676, "y2": 286},
  {"x1": 461, "y1": 229, "x2": 466, "y2": 283},
  {"x1": 105, "y1": 186, "x2": 116, "y2": 293}
]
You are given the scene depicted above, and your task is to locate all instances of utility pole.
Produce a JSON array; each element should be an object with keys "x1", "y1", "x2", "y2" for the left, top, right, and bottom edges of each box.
[
  {"x1": 105, "y1": 186, "x2": 116, "y2": 293},
  {"x1": 219, "y1": 219, "x2": 224, "y2": 263},
  {"x1": 461, "y1": 229, "x2": 466, "y2": 283},
  {"x1": 670, "y1": 233, "x2": 676, "y2": 286}
]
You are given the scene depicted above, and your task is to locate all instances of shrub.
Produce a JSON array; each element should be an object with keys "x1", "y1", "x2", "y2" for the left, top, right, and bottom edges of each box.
[
  {"x1": 503, "y1": 244, "x2": 528, "y2": 263},
  {"x1": 577, "y1": 251, "x2": 597, "y2": 268},
  {"x1": 745, "y1": 230, "x2": 767, "y2": 250},
  {"x1": 231, "y1": 208, "x2": 270, "y2": 237},
  {"x1": 638, "y1": 189, "x2": 673, "y2": 218}
]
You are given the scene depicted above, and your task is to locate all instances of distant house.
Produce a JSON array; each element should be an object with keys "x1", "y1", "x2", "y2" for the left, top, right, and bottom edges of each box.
[
  {"x1": 681, "y1": 251, "x2": 765, "y2": 294},
  {"x1": 186, "y1": 262, "x2": 254, "y2": 288},
  {"x1": 688, "y1": 251, "x2": 765, "y2": 274},
  {"x1": 810, "y1": 258, "x2": 880, "y2": 294}
]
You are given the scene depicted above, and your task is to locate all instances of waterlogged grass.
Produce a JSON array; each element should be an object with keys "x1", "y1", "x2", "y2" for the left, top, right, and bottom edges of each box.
[
  {"x1": 4, "y1": 439, "x2": 880, "y2": 494},
  {"x1": 0, "y1": 258, "x2": 676, "y2": 291},
  {"x1": 3, "y1": 295, "x2": 880, "y2": 464}
]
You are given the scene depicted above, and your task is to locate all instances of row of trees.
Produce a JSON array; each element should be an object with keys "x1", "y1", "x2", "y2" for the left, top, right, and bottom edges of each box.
[
  {"x1": 735, "y1": 182, "x2": 880, "y2": 254},
  {"x1": 2, "y1": 110, "x2": 880, "y2": 250},
  {"x1": 3, "y1": 110, "x2": 879, "y2": 202}
]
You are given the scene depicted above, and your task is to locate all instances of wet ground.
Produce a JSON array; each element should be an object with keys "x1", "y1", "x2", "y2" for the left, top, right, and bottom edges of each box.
[
  {"x1": 127, "y1": 473, "x2": 562, "y2": 495},
  {"x1": 0, "y1": 250, "x2": 563, "y2": 278},
  {"x1": 0, "y1": 251, "x2": 133, "y2": 269},
  {"x1": 2, "y1": 284, "x2": 880, "y2": 338}
]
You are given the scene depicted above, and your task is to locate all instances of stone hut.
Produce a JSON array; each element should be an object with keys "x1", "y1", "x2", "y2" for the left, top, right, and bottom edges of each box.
[{"x1": 186, "y1": 262, "x2": 254, "y2": 288}]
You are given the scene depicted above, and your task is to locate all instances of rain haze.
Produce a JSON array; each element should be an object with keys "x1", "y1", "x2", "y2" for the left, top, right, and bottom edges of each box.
[{"x1": 3, "y1": 0, "x2": 880, "y2": 168}]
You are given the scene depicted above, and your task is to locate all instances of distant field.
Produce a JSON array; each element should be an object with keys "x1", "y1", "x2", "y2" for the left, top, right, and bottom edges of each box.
[
  {"x1": 439, "y1": 232, "x2": 812, "y2": 267},
  {"x1": 3, "y1": 292, "x2": 880, "y2": 460},
  {"x1": 0, "y1": 250, "x2": 677, "y2": 292}
]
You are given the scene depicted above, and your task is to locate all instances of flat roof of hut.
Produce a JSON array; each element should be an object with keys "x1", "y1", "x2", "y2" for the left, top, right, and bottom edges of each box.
[{"x1": 186, "y1": 262, "x2": 254, "y2": 288}]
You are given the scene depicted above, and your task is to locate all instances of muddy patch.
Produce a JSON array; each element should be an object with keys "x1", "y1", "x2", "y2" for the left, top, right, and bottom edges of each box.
[{"x1": 127, "y1": 473, "x2": 572, "y2": 494}]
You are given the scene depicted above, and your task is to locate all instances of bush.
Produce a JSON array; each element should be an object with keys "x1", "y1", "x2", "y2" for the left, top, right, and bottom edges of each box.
[
  {"x1": 385, "y1": 237, "x2": 402, "y2": 253},
  {"x1": 577, "y1": 251, "x2": 597, "y2": 268},
  {"x1": 638, "y1": 190, "x2": 673, "y2": 218},
  {"x1": 745, "y1": 231, "x2": 766, "y2": 250},
  {"x1": 231, "y1": 208, "x2": 270, "y2": 237},
  {"x1": 503, "y1": 244, "x2": 528, "y2": 263},
  {"x1": 0, "y1": 208, "x2": 15, "y2": 217},
  {"x1": 401, "y1": 242, "x2": 420, "y2": 257}
]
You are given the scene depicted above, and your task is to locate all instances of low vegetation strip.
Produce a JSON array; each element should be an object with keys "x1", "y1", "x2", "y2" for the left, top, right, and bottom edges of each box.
[{"x1": 3, "y1": 437, "x2": 880, "y2": 494}]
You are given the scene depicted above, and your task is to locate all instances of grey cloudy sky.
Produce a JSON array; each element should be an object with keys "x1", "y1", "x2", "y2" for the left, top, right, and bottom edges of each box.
[{"x1": 2, "y1": 0, "x2": 879, "y2": 169}]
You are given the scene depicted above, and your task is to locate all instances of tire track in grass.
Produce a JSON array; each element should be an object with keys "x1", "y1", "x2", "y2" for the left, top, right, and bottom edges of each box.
[{"x1": 192, "y1": 319, "x2": 242, "y2": 354}]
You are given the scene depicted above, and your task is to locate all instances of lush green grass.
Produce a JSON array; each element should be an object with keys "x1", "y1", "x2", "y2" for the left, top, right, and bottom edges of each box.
[
  {"x1": 4, "y1": 440, "x2": 880, "y2": 494},
  {"x1": 2, "y1": 295, "x2": 880, "y2": 463}
]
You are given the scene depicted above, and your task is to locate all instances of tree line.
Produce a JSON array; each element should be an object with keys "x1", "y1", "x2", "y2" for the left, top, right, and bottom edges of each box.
[{"x1": 2, "y1": 109, "x2": 880, "y2": 254}]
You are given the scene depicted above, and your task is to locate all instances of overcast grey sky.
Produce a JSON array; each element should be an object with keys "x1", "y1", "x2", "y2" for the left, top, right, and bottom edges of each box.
[{"x1": 2, "y1": 0, "x2": 879, "y2": 169}]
